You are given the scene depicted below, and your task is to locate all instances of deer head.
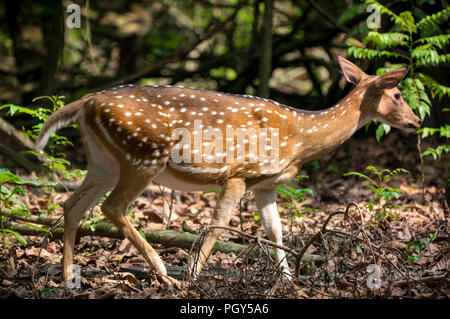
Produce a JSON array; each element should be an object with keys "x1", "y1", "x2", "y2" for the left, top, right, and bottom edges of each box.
[{"x1": 338, "y1": 56, "x2": 421, "y2": 133}]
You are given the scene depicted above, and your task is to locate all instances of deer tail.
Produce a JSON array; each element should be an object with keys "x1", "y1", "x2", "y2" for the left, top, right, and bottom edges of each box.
[{"x1": 35, "y1": 95, "x2": 92, "y2": 151}]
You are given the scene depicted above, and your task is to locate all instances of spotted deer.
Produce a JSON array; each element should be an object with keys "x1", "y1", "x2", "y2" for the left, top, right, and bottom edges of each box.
[{"x1": 36, "y1": 56, "x2": 420, "y2": 283}]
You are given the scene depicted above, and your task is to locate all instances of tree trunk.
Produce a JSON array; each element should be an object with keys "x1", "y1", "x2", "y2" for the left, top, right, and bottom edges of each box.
[
  {"x1": 257, "y1": 0, "x2": 273, "y2": 98},
  {"x1": 38, "y1": 0, "x2": 64, "y2": 96}
]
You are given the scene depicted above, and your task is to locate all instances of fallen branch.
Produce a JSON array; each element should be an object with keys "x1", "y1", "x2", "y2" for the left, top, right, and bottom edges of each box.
[
  {"x1": 393, "y1": 273, "x2": 449, "y2": 287},
  {"x1": 0, "y1": 210, "x2": 322, "y2": 263},
  {"x1": 0, "y1": 117, "x2": 50, "y2": 173},
  {"x1": 12, "y1": 179, "x2": 82, "y2": 193},
  {"x1": 1, "y1": 208, "x2": 59, "y2": 227},
  {"x1": 0, "y1": 142, "x2": 42, "y2": 173},
  {"x1": 0, "y1": 117, "x2": 36, "y2": 150}
]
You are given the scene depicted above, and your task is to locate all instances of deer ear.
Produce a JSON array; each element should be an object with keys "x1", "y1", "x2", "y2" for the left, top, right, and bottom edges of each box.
[
  {"x1": 338, "y1": 56, "x2": 367, "y2": 84},
  {"x1": 371, "y1": 66, "x2": 409, "y2": 90}
]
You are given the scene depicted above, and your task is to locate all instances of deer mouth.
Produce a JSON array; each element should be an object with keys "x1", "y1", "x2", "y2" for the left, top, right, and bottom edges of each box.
[{"x1": 404, "y1": 122, "x2": 420, "y2": 133}]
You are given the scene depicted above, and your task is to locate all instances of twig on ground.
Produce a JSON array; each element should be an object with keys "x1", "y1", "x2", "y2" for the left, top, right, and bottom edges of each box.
[
  {"x1": 393, "y1": 272, "x2": 449, "y2": 287},
  {"x1": 206, "y1": 225, "x2": 300, "y2": 259},
  {"x1": 30, "y1": 213, "x2": 64, "y2": 298},
  {"x1": 294, "y1": 204, "x2": 352, "y2": 277}
]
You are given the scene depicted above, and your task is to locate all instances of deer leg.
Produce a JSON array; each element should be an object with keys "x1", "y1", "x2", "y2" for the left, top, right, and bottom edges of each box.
[
  {"x1": 100, "y1": 169, "x2": 167, "y2": 276},
  {"x1": 253, "y1": 188, "x2": 292, "y2": 279},
  {"x1": 193, "y1": 177, "x2": 246, "y2": 277},
  {"x1": 62, "y1": 131, "x2": 118, "y2": 281},
  {"x1": 62, "y1": 174, "x2": 116, "y2": 281}
]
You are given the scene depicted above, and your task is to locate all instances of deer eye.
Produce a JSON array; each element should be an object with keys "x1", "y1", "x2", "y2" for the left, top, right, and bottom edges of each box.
[{"x1": 394, "y1": 93, "x2": 401, "y2": 100}]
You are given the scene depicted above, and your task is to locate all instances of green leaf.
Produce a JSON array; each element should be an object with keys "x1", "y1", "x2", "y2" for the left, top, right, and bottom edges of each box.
[
  {"x1": 9, "y1": 206, "x2": 29, "y2": 215},
  {"x1": 423, "y1": 144, "x2": 450, "y2": 159},
  {"x1": 365, "y1": 31, "x2": 409, "y2": 48},
  {"x1": 365, "y1": 165, "x2": 378, "y2": 172},
  {"x1": 417, "y1": 7, "x2": 450, "y2": 30},
  {"x1": 402, "y1": 78, "x2": 431, "y2": 120},
  {"x1": 361, "y1": 182, "x2": 378, "y2": 192},
  {"x1": 295, "y1": 175, "x2": 309, "y2": 182},
  {"x1": 2, "y1": 229, "x2": 27, "y2": 246},
  {"x1": 276, "y1": 186, "x2": 299, "y2": 200},
  {"x1": 440, "y1": 125, "x2": 450, "y2": 138},
  {"x1": 343, "y1": 171, "x2": 377, "y2": 186},
  {"x1": 0, "y1": 168, "x2": 22, "y2": 184},
  {"x1": 375, "y1": 123, "x2": 390, "y2": 141},
  {"x1": 23, "y1": 223, "x2": 49, "y2": 232},
  {"x1": 0, "y1": 104, "x2": 36, "y2": 117},
  {"x1": 375, "y1": 125, "x2": 384, "y2": 141},
  {"x1": 390, "y1": 191, "x2": 400, "y2": 199},
  {"x1": 417, "y1": 127, "x2": 439, "y2": 138},
  {"x1": 415, "y1": 35, "x2": 450, "y2": 50},
  {"x1": 202, "y1": 189, "x2": 221, "y2": 194},
  {"x1": 348, "y1": 47, "x2": 407, "y2": 60},
  {"x1": 417, "y1": 73, "x2": 450, "y2": 100},
  {"x1": 398, "y1": 11, "x2": 416, "y2": 34},
  {"x1": 412, "y1": 46, "x2": 450, "y2": 67},
  {"x1": 299, "y1": 188, "x2": 314, "y2": 197},
  {"x1": 388, "y1": 168, "x2": 409, "y2": 178}
]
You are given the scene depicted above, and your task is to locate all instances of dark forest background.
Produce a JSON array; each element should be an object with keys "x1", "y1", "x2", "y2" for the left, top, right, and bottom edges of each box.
[{"x1": 1, "y1": 1, "x2": 448, "y2": 121}]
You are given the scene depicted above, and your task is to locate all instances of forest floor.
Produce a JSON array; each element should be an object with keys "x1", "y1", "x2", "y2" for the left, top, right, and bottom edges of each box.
[{"x1": 0, "y1": 132, "x2": 448, "y2": 299}]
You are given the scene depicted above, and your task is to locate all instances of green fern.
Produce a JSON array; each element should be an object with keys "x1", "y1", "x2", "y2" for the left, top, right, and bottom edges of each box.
[
  {"x1": 401, "y1": 78, "x2": 431, "y2": 119},
  {"x1": 422, "y1": 145, "x2": 450, "y2": 160},
  {"x1": 415, "y1": 35, "x2": 450, "y2": 50},
  {"x1": 416, "y1": 7, "x2": 450, "y2": 31},
  {"x1": 418, "y1": 73, "x2": 450, "y2": 100},
  {"x1": 346, "y1": 0, "x2": 449, "y2": 159},
  {"x1": 365, "y1": 31, "x2": 410, "y2": 48},
  {"x1": 412, "y1": 46, "x2": 450, "y2": 67},
  {"x1": 348, "y1": 47, "x2": 406, "y2": 59}
]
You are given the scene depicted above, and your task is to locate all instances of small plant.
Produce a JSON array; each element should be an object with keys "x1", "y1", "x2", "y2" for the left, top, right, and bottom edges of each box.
[
  {"x1": 406, "y1": 231, "x2": 438, "y2": 263},
  {"x1": 0, "y1": 97, "x2": 86, "y2": 247},
  {"x1": 0, "y1": 95, "x2": 74, "y2": 175},
  {"x1": 343, "y1": 166, "x2": 409, "y2": 227},
  {"x1": 41, "y1": 287, "x2": 53, "y2": 294},
  {"x1": 1, "y1": 96, "x2": 80, "y2": 212},
  {"x1": 276, "y1": 175, "x2": 314, "y2": 234},
  {"x1": 0, "y1": 169, "x2": 32, "y2": 248},
  {"x1": 417, "y1": 108, "x2": 450, "y2": 160}
]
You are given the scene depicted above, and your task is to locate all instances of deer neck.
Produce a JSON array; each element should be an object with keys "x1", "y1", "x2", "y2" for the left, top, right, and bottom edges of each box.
[{"x1": 290, "y1": 88, "x2": 370, "y2": 164}]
